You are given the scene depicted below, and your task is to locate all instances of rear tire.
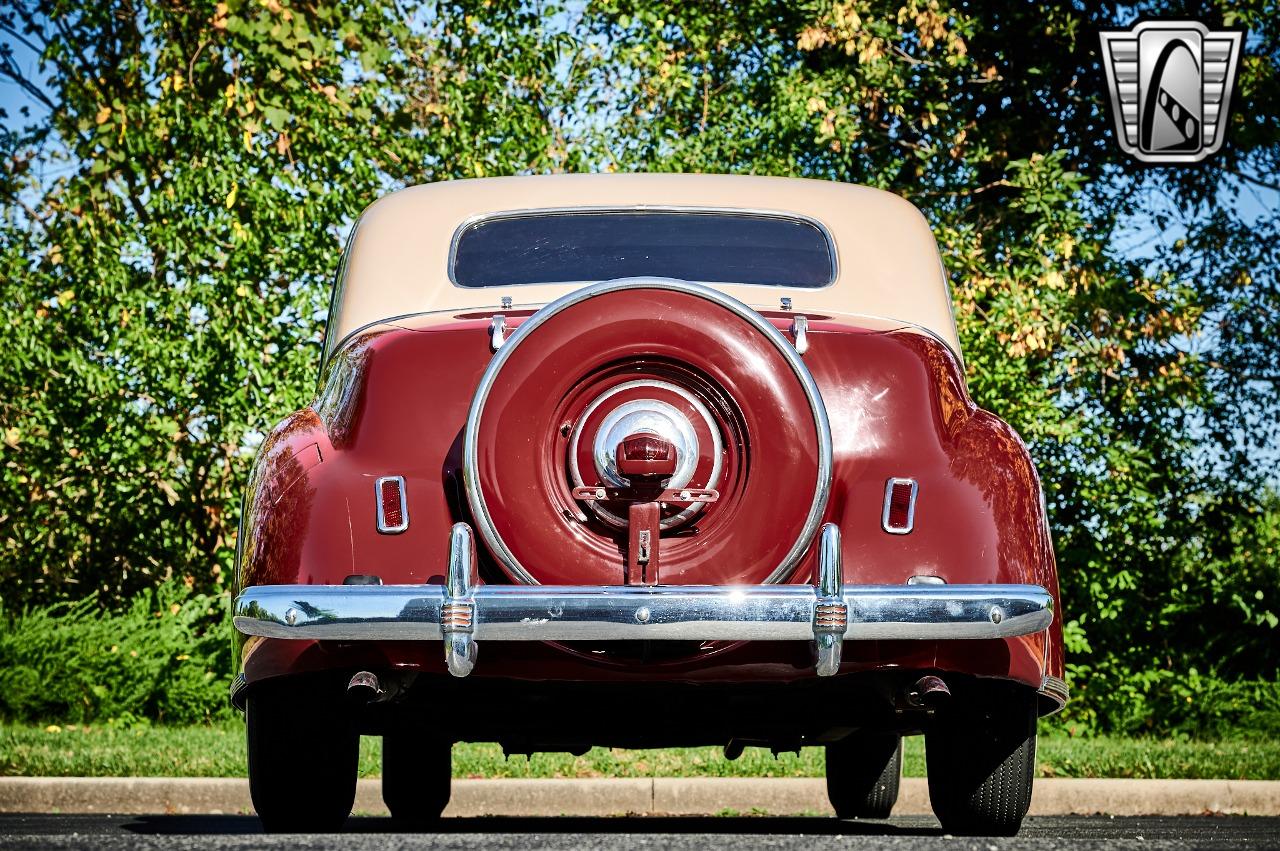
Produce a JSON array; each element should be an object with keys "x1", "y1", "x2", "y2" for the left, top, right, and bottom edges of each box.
[
  {"x1": 826, "y1": 732, "x2": 902, "y2": 818},
  {"x1": 382, "y1": 732, "x2": 452, "y2": 824},
  {"x1": 925, "y1": 689, "x2": 1037, "y2": 836},
  {"x1": 247, "y1": 680, "x2": 359, "y2": 833}
]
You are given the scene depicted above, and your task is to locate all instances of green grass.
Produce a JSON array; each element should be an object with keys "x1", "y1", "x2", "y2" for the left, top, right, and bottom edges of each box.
[{"x1": 2, "y1": 722, "x2": 1277, "y2": 780}]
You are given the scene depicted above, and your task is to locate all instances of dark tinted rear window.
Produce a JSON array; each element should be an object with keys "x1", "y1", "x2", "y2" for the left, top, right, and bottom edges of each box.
[{"x1": 451, "y1": 211, "x2": 835, "y2": 288}]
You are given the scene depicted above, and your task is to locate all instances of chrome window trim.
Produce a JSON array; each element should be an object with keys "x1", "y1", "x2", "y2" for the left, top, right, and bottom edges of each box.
[
  {"x1": 463, "y1": 276, "x2": 834, "y2": 586},
  {"x1": 882, "y1": 477, "x2": 919, "y2": 535},
  {"x1": 374, "y1": 475, "x2": 409, "y2": 534},
  {"x1": 446, "y1": 205, "x2": 840, "y2": 291}
]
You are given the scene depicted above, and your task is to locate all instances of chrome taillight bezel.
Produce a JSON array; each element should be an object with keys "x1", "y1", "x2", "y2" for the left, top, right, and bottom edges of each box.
[
  {"x1": 375, "y1": 475, "x2": 409, "y2": 534},
  {"x1": 882, "y1": 477, "x2": 918, "y2": 535}
]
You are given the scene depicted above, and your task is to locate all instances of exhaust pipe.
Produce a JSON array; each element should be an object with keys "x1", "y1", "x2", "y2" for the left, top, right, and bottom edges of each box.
[
  {"x1": 905, "y1": 675, "x2": 951, "y2": 709},
  {"x1": 347, "y1": 670, "x2": 386, "y2": 704}
]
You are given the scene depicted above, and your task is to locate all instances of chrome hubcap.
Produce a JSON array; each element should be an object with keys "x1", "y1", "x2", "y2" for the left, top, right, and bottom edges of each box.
[
  {"x1": 592, "y1": 399, "x2": 698, "y2": 488},
  {"x1": 568, "y1": 380, "x2": 724, "y2": 529}
]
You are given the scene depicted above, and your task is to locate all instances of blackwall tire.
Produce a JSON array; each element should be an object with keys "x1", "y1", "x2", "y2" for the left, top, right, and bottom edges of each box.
[
  {"x1": 246, "y1": 682, "x2": 358, "y2": 833},
  {"x1": 383, "y1": 732, "x2": 452, "y2": 824},
  {"x1": 826, "y1": 732, "x2": 902, "y2": 819},
  {"x1": 925, "y1": 690, "x2": 1037, "y2": 836}
]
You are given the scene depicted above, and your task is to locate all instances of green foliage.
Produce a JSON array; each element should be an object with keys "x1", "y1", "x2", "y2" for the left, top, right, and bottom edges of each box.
[
  {"x1": 4, "y1": 723, "x2": 1279, "y2": 780},
  {"x1": 570, "y1": 0, "x2": 1280, "y2": 736},
  {"x1": 0, "y1": 572, "x2": 1273, "y2": 737},
  {"x1": 1, "y1": 0, "x2": 1277, "y2": 736},
  {"x1": 0, "y1": 579, "x2": 233, "y2": 725},
  {"x1": 0, "y1": 0, "x2": 577, "y2": 603}
]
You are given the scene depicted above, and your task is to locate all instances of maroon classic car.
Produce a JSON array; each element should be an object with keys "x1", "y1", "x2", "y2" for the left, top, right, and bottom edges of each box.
[{"x1": 232, "y1": 174, "x2": 1065, "y2": 834}]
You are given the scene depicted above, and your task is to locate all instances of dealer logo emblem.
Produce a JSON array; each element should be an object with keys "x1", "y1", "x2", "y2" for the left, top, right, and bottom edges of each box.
[{"x1": 1099, "y1": 20, "x2": 1244, "y2": 164}]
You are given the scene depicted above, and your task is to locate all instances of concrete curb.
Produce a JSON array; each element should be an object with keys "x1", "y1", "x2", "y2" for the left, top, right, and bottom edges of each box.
[{"x1": 0, "y1": 777, "x2": 1277, "y2": 817}]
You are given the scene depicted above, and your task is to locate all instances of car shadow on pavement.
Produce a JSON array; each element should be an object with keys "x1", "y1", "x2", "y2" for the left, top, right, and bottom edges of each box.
[{"x1": 118, "y1": 815, "x2": 944, "y2": 836}]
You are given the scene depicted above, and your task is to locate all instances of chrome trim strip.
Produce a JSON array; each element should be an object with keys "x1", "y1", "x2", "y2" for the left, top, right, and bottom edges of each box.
[
  {"x1": 319, "y1": 218, "x2": 364, "y2": 380},
  {"x1": 1038, "y1": 674, "x2": 1070, "y2": 715},
  {"x1": 446, "y1": 205, "x2": 840, "y2": 291},
  {"x1": 462, "y1": 277, "x2": 834, "y2": 586},
  {"x1": 322, "y1": 307, "x2": 964, "y2": 375},
  {"x1": 232, "y1": 581, "x2": 1053, "y2": 644},
  {"x1": 882, "y1": 477, "x2": 918, "y2": 535},
  {"x1": 374, "y1": 476, "x2": 409, "y2": 534}
]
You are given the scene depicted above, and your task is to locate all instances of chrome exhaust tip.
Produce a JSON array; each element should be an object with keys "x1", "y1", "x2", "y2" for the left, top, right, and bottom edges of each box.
[
  {"x1": 905, "y1": 674, "x2": 951, "y2": 709},
  {"x1": 346, "y1": 670, "x2": 385, "y2": 703}
]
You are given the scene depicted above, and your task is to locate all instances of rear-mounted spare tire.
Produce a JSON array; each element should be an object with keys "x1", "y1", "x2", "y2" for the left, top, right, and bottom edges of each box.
[{"x1": 463, "y1": 277, "x2": 832, "y2": 586}]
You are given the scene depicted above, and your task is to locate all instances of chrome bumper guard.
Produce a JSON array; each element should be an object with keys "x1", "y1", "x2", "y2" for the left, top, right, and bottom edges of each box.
[{"x1": 233, "y1": 523, "x2": 1053, "y2": 679}]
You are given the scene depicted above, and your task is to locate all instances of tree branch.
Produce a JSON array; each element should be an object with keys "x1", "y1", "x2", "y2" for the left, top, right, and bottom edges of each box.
[
  {"x1": 0, "y1": 20, "x2": 48, "y2": 58},
  {"x1": 0, "y1": 52, "x2": 57, "y2": 111},
  {"x1": 1227, "y1": 167, "x2": 1280, "y2": 194}
]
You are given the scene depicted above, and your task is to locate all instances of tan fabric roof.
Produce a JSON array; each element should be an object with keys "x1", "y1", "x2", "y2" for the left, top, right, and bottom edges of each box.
[{"x1": 331, "y1": 173, "x2": 960, "y2": 354}]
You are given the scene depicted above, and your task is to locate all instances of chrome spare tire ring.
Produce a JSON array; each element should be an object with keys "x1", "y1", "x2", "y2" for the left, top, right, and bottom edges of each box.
[{"x1": 462, "y1": 276, "x2": 834, "y2": 585}]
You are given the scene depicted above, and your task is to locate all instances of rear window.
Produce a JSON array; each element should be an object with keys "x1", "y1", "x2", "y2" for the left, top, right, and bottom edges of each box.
[{"x1": 450, "y1": 210, "x2": 836, "y2": 289}]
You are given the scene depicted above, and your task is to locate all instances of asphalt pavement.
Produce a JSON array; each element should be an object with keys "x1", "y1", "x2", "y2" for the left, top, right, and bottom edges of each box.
[{"x1": 1, "y1": 814, "x2": 1278, "y2": 849}]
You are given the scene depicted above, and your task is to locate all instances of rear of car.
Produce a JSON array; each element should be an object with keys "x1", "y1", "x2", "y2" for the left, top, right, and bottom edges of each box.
[{"x1": 231, "y1": 174, "x2": 1065, "y2": 834}]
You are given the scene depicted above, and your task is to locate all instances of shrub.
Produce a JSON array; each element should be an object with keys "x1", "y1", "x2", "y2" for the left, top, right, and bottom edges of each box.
[
  {"x1": 3, "y1": 574, "x2": 1277, "y2": 737},
  {"x1": 0, "y1": 579, "x2": 232, "y2": 725},
  {"x1": 1061, "y1": 664, "x2": 1280, "y2": 740}
]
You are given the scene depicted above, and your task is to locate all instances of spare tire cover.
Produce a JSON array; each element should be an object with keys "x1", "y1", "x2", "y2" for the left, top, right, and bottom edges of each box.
[{"x1": 463, "y1": 278, "x2": 831, "y2": 586}]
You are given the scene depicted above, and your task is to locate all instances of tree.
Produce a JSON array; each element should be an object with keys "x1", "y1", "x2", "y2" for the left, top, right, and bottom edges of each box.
[
  {"x1": 0, "y1": 0, "x2": 578, "y2": 601},
  {"x1": 573, "y1": 0, "x2": 1279, "y2": 729},
  {"x1": 2, "y1": 0, "x2": 1276, "y2": 732}
]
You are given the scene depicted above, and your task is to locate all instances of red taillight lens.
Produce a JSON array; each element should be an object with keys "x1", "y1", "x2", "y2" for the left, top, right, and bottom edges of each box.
[
  {"x1": 616, "y1": 432, "x2": 678, "y2": 479},
  {"x1": 376, "y1": 476, "x2": 408, "y2": 533},
  {"x1": 883, "y1": 478, "x2": 917, "y2": 534}
]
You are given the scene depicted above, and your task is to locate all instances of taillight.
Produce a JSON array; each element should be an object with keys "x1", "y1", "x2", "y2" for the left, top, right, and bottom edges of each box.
[
  {"x1": 882, "y1": 477, "x2": 917, "y2": 534},
  {"x1": 375, "y1": 475, "x2": 409, "y2": 534}
]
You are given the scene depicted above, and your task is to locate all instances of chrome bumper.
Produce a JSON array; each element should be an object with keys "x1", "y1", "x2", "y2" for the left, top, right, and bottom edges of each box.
[{"x1": 233, "y1": 523, "x2": 1053, "y2": 679}]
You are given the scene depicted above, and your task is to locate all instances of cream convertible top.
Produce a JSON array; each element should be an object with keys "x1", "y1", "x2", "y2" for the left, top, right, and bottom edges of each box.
[{"x1": 328, "y1": 173, "x2": 960, "y2": 356}]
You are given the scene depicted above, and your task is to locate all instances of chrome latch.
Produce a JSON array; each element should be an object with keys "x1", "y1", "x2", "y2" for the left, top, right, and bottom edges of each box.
[
  {"x1": 489, "y1": 314, "x2": 508, "y2": 352},
  {"x1": 790, "y1": 315, "x2": 809, "y2": 355},
  {"x1": 636, "y1": 529, "x2": 651, "y2": 566}
]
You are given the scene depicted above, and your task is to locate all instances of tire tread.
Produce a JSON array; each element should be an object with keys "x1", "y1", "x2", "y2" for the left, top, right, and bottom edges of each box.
[
  {"x1": 826, "y1": 733, "x2": 902, "y2": 819},
  {"x1": 246, "y1": 682, "x2": 359, "y2": 833},
  {"x1": 926, "y1": 691, "x2": 1037, "y2": 836}
]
